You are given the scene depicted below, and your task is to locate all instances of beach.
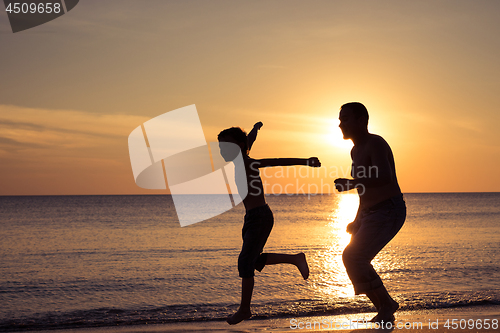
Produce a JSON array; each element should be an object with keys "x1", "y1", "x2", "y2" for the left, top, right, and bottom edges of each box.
[{"x1": 32, "y1": 305, "x2": 500, "y2": 332}]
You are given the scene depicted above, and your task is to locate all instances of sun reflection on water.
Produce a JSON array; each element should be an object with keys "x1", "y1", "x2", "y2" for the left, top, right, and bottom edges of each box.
[
  {"x1": 331, "y1": 193, "x2": 359, "y2": 249},
  {"x1": 309, "y1": 193, "x2": 360, "y2": 299}
]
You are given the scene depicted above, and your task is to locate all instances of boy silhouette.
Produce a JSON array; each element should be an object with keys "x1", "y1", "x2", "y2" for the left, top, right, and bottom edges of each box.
[{"x1": 218, "y1": 122, "x2": 320, "y2": 325}]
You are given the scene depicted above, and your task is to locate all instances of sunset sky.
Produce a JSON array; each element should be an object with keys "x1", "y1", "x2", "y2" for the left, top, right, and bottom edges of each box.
[{"x1": 1, "y1": 0, "x2": 499, "y2": 195}]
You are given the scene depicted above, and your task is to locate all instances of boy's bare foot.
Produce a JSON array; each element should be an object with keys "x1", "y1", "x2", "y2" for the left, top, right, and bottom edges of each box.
[
  {"x1": 369, "y1": 300, "x2": 399, "y2": 323},
  {"x1": 227, "y1": 308, "x2": 252, "y2": 325},
  {"x1": 296, "y1": 253, "x2": 309, "y2": 280}
]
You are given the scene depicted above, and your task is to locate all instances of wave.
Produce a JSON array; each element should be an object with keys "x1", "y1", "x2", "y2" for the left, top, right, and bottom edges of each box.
[{"x1": 2, "y1": 290, "x2": 499, "y2": 332}]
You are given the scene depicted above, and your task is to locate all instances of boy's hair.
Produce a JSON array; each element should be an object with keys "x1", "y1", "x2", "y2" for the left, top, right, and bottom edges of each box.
[{"x1": 218, "y1": 127, "x2": 249, "y2": 154}]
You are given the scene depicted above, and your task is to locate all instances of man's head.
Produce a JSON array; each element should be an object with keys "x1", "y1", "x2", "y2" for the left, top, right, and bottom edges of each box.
[
  {"x1": 339, "y1": 102, "x2": 369, "y2": 140},
  {"x1": 217, "y1": 127, "x2": 248, "y2": 161}
]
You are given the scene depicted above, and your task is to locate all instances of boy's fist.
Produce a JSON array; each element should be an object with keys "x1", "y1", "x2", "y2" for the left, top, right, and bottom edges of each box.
[
  {"x1": 308, "y1": 157, "x2": 321, "y2": 167},
  {"x1": 253, "y1": 122, "x2": 263, "y2": 130}
]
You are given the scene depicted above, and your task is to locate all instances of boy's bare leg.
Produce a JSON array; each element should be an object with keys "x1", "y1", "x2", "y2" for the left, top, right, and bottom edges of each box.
[
  {"x1": 227, "y1": 277, "x2": 254, "y2": 325},
  {"x1": 265, "y1": 253, "x2": 309, "y2": 279},
  {"x1": 366, "y1": 285, "x2": 399, "y2": 323},
  {"x1": 227, "y1": 253, "x2": 309, "y2": 325}
]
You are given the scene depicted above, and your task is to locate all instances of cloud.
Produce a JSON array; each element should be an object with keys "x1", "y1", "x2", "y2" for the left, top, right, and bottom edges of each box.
[
  {"x1": 0, "y1": 136, "x2": 45, "y2": 152},
  {"x1": 0, "y1": 104, "x2": 147, "y2": 150},
  {"x1": 0, "y1": 104, "x2": 153, "y2": 195},
  {"x1": 450, "y1": 118, "x2": 483, "y2": 133}
]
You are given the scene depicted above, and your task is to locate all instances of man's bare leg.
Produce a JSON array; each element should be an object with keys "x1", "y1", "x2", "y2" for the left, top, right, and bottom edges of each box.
[
  {"x1": 366, "y1": 289, "x2": 381, "y2": 311},
  {"x1": 265, "y1": 253, "x2": 309, "y2": 279},
  {"x1": 227, "y1": 277, "x2": 254, "y2": 325},
  {"x1": 366, "y1": 285, "x2": 399, "y2": 323}
]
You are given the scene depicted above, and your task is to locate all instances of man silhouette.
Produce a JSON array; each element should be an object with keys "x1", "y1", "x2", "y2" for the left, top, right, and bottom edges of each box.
[{"x1": 334, "y1": 102, "x2": 406, "y2": 323}]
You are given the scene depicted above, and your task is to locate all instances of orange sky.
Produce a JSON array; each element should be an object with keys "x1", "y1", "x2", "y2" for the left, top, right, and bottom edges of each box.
[{"x1": 0, "y1": 1, "x2": 499, "y2": 195}]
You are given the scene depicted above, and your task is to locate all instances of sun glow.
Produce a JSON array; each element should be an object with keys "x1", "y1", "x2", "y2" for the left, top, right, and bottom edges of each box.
[
  {"x1": 326, "y1": 120, "x2": 353, "y2": 150},
  {"x1": 326, "y1": 193, "x2": 360, "y2": 297},
  {"x1": 331, "y1": 193, "x2": 359, "y2": 248}
]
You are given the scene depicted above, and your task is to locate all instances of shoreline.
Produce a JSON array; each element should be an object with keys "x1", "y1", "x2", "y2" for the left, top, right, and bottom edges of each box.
[{"x1": 14, "y1": 304, "x2": 500, "y2": 333}]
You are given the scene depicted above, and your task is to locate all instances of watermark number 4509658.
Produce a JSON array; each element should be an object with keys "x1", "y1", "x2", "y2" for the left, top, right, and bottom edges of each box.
[
  {"x1": 2, "y1": 0, "x2": 79, "y2": 33},
  {"x1": 5, "y1": 2, "x2": 62, "y2": 14}
]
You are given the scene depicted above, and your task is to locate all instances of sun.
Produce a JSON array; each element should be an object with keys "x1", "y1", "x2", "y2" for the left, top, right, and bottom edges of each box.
[{"x1": 326, "y1": 119, "x2": 353, "y2": 149}]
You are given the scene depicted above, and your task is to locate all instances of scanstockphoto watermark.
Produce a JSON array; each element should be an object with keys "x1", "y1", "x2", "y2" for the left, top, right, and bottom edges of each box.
[
  {"x1": 256, "y1": 163, "x2": 379, "y2": 180},
  {"x1": 290, "y1": 318, "x2": 424, "y2": 330},
  {"x1": 252, "y1": 164, "x2": 377, "y2": 197},
  {"x1": 128, "y1": 105, "x2": 250, "y2": 227},
  {"x1": 259, "y1": 178, "x2": 364, "y2": 198},
  {"x1": 128, "y1": 105, "x2": 376, "y2": 226},
  {"x1": 290, "y1": 318, "x2": 499, "y2": 331}
]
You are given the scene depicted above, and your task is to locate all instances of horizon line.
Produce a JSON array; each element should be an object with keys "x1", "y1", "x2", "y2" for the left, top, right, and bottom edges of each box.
[{"x1": 1, "y1": 191, "x2": 499, "y2": 197}]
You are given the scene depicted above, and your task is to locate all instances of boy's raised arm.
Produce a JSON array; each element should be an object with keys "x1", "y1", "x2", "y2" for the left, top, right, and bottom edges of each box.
[
  {"x1": 252, "y1": 157, "x2": 321, "y2": 168},
  {"x1": 247, "y1": 122, "x2": 263, "y2": 152}
]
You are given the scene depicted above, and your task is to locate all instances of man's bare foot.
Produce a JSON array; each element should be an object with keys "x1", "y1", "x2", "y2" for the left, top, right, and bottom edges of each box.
[
  {"x1": 369, "y1": 300, "x2": 399, "y2": 323},
  {"x1": 369, "y1": 313, "x2": 395, "y2": 324},
  {"x1": 295, "y1": 253, "x2": 309, "y2": 280},
  {"x1": 226, "y1": 308, "x2": 252, "y2": 325}
]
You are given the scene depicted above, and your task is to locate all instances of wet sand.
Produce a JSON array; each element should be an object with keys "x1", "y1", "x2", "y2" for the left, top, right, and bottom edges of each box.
[{"x1": 35, "y1": 305, "x2": 500, "y2": 333}]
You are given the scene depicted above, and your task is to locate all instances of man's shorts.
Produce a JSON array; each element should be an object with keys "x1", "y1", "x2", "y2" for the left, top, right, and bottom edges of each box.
[
  {"x1": 238, "y1": 204, "x2": 274, "y2": 278},
  {"x1": 343, "y1": 194, "x2": 406, "y2": 294}
]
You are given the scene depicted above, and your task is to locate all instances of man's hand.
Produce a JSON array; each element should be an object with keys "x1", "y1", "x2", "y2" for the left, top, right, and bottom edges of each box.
[
  {"x1": 253, "y1": 122, "x2": 263, "y2": 130},
  {"x1": 307, "y1": 157, "x2": 321, "y2": 167},
  {"x1": 346, "y1": 221, "x2": 360, "y2": 235},
  {"x1": 334, "y1": 178, "x2": 354, "y2": 192}
]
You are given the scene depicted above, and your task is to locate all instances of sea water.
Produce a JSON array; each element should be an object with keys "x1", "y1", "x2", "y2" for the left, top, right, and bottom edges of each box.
[{"x1": 0, "y1": 193, "x2": 499, "y2": 330}]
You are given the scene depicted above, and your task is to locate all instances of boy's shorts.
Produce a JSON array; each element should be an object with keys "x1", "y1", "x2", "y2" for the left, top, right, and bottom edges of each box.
[{"x1": 238, "y1": 204, "x2": 274, "y2": 278}]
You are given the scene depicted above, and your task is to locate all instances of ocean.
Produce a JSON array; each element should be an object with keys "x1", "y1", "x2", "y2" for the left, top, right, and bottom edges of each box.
[{"x1": 0, "y1": 193, "x2": 499, "y2": 331}]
